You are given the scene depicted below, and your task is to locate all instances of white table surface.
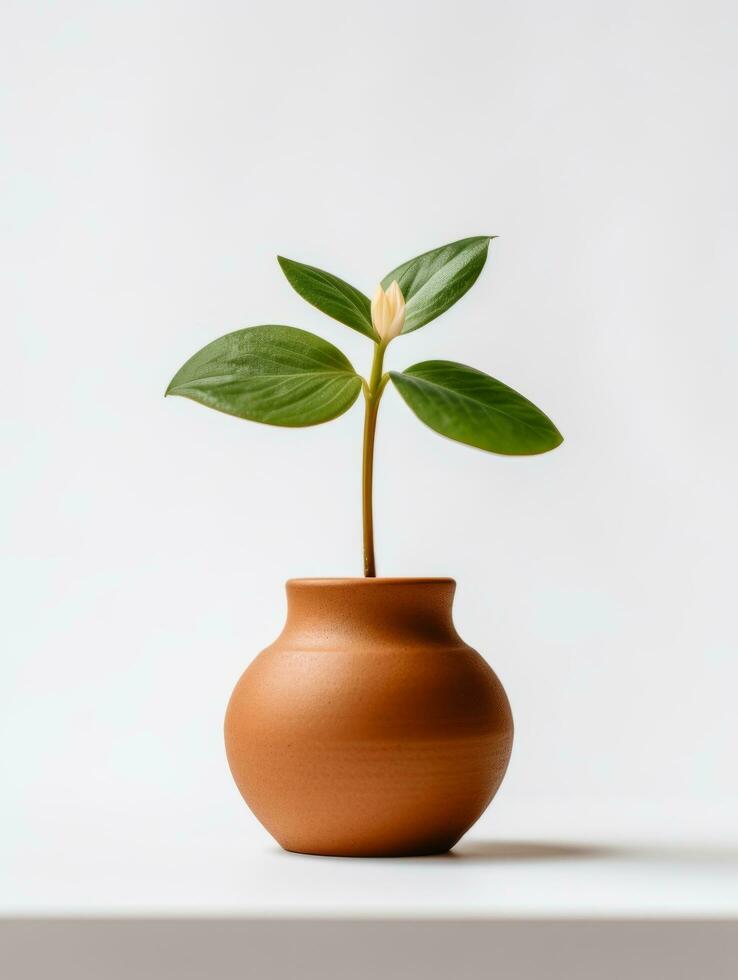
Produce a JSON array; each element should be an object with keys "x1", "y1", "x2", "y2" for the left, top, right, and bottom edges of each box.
[{"x1": 4, "y1": 796, "x2": 737, "y2": 919}]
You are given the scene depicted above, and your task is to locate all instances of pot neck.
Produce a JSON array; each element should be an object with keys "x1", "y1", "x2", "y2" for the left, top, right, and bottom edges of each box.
[{"x1": 278, "y1": 578, "x2": 462, "y2": 651}]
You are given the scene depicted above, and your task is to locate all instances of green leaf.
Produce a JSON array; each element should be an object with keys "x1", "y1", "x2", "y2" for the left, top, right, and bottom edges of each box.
[
  {"x1": 278, "y1": 256, "x2": 377, "y2": 340},
  {"x1": 381, "y1": 236, "x2": 494, "y2": 334},
  {"x1": 389, "y1": 360, "x2": 563, "y2": 455},
  {"x1": 166, "y1": 325, "x2": 362, "y2": 427}
]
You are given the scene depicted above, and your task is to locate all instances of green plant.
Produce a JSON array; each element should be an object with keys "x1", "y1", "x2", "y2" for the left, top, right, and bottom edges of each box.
[{"x1": 166, "y1": 236, "x2": 563, "y2": 576}]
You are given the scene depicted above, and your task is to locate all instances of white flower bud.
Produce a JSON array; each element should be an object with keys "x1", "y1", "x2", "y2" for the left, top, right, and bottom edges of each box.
[{"x1": 371, "y1": 280, "x2": 406, "y2": 343}]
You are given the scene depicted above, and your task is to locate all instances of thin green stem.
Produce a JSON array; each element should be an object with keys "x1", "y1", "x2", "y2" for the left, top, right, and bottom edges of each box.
[{"x1": 362, "y1": 341, "x2": 388, "y2": 577}]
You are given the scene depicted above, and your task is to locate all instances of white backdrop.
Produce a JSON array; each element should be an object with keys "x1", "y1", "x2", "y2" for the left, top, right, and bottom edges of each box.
[{"x1": 2, "y1": 0, "x2": 737, "y2": 856}]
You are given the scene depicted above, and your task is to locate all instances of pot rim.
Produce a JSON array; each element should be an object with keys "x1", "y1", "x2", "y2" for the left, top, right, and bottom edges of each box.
[{"x1": 287, "y1": 577, "x2": 456, "y2": 586}]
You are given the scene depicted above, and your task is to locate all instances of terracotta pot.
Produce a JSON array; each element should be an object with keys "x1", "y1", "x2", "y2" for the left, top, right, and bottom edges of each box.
[{"x1": 224, "y1": 578, "x2": 513, "y2": 857}]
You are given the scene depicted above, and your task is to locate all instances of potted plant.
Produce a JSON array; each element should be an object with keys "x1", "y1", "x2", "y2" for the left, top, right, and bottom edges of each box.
[{"x1": 166, "y1": 236, "x2": 563, "y2": 856}]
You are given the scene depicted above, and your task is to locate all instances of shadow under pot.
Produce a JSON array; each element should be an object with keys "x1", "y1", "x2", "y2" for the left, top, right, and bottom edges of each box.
[{"x1": 224, "y1": 577, "x2": 513, "y2": 857}]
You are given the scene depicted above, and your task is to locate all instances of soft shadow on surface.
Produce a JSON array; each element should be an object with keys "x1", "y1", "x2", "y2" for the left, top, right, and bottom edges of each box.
[
  {"x1": 443, "y1": 840, "x2": 738, "y2": 866},
  {"x1": 446, "y1": 840, "x2": 618, "y2": 862}
]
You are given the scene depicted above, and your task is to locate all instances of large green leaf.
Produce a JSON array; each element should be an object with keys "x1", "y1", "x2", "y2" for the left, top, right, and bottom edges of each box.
[
  {"x1": 381, "y1": 236, "x2": 494, "y2": 334},
  {"x1": 278, "y1": 256, "x2": 377, "y2": 340},
  {"x1": 166, "y1": 325, "x2": 362, "y2": 427},
  {"x1": 390, "y1": 360, "x2": 563, "y2": 455}
]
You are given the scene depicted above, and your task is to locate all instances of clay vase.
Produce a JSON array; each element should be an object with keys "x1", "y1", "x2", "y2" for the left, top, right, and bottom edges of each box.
[{"x1": 224, "y1": 578, "x2": 513, "y2": 857}]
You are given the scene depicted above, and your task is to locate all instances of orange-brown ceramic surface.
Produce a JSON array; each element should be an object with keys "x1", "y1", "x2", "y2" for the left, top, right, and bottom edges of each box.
[{"x1": 224, "y1": 578, "x2": 513, "y2": 857}]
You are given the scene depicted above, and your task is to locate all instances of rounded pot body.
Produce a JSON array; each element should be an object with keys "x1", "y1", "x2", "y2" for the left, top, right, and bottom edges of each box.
[{"x1": 224, "y1": 578, "x2": 513, "y2": 857}]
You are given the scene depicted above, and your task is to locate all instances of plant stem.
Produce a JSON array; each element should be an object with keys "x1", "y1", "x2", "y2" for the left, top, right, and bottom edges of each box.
[{"x1": 362, "y1": 341, "x2": 388, "y2": 577}]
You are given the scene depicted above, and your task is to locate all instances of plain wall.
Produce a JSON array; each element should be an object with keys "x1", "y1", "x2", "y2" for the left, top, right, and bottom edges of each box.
[{"x1": 2, "y1": 0, "x2": 737, "y2": 851}]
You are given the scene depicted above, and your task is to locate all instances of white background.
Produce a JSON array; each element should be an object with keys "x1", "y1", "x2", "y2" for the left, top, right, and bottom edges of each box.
[{"x1": 2, "y1": 0, "x2": 737, "y2": 863}]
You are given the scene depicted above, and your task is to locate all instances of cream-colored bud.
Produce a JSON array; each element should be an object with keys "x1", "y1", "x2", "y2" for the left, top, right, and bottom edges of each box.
[{"x1": 371, "y1": 280, "x2": 405, "y2": 343}]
